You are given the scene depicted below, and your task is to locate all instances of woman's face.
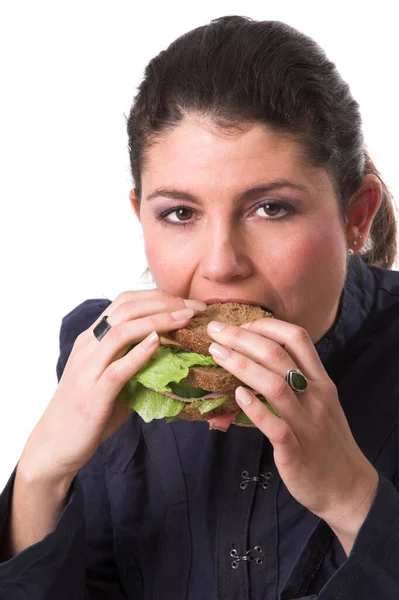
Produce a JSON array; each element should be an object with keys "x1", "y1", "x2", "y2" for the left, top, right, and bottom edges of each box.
[{"x1": 132, "y1": 117, "x2": 350, "y2": 344}]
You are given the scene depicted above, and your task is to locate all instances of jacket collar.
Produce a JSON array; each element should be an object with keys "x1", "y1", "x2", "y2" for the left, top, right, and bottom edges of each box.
[{"x1": 315, "y1": 255, "x2": 375, "y2": 364}]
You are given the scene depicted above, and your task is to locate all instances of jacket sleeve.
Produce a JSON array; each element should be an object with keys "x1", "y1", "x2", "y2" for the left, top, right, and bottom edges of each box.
[
  {"x1": 0, "y1": 298, "x2": 127, "y2": 600},
  {"x1": 280, "y1": 471, "x2": 399, "y2": 600}
]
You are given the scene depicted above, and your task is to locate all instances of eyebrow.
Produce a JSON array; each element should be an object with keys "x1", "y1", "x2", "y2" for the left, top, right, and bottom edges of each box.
[{"x1": 145, "y1": 180, "x2": 308, "y2": 204}]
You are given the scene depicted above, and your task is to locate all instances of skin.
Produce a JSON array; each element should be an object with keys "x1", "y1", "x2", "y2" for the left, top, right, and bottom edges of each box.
[{"x1": 130, "y1": 114, "x2": 382, "y2": 555}]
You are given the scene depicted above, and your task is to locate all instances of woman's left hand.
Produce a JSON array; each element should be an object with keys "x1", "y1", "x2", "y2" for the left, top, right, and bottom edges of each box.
[{"x1": 207, "y1": 317, "x2": 379, "y2": 536}]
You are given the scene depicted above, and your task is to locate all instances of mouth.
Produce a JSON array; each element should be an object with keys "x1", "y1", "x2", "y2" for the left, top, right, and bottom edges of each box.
[{"x1": 204, "y1": 298, "x2": 273, "y2": 313}]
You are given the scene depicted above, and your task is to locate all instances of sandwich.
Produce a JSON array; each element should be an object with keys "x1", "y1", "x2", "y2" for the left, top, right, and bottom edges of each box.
[{"x1": 117, "y1": 302, "x2": 277, "y2": 430}]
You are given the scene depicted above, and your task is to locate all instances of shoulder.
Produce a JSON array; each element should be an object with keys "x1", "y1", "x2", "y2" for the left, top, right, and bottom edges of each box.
[
  {"x1": 56, "y1": 298, "x2": 112, "y2": 381},
  {"x1": 369, "y1": 264, "x2": 399, "y2": 298}
]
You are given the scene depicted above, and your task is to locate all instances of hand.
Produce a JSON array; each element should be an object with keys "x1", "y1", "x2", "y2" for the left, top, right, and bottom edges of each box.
[
  {"x1": 207, "y1": 318, "x2": 379, "y2": 531},
  {"x1": 19, "y1": 291, "x2": 205, "y2": 483}
]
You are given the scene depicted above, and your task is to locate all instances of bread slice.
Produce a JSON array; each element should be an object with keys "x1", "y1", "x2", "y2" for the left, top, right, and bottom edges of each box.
[
  {"x1": 180, "y1": 365, "x2": 241, "y2": 392},
  {"x1": 166, "y1": 302, "x2": 272, "y2": 356}
]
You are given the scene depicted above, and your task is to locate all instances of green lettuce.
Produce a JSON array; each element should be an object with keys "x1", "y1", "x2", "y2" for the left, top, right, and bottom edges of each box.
[
  {"x1": 117, "y1": 378, "x2": 232, "y2": 422},
  {"x1": 118, "y1": 379, "x2": 185, "y2": 422},
  {"x1": 116, "y1": 345, "x2": 278, "y2": 425},
  {"x1": 190, "y1": 397, "x2": 230, "y2": 414},
  {"x1": 131, "y1": 346, "x2": 217, "y2": 392}
]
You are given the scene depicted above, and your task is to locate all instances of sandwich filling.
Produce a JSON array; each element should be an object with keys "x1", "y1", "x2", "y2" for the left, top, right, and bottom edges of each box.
[
  {"x1": 117, "y1": 344, "x2": 277, "y2": 427},
  {"x1": 117, "y1": 302, "x2": 276, "y2": 429}
]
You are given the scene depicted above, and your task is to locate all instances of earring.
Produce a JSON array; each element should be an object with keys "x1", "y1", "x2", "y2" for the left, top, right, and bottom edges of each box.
[{"x1": 348, "y1": 235, "x2": 362, "y2": 256}]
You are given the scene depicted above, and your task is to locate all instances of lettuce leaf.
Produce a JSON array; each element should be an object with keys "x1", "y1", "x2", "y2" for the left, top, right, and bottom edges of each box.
[
  {"x1": 117, "y1": 347, "x2": 279, "y2": 425},
  {"x1": 189, "y1": 397, "x2": 231, "y2": 414},
  {"x1": 130, "y1": 347, "x2": 217, "y2": 393},
  {"x1": 118, "y1": 379, "x2": 185, "y2": 422}
]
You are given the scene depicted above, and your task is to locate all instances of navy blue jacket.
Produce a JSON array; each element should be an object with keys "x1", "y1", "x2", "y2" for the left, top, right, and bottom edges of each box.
[{"x1": 1, "y1": 255, "x2": 399, "y2": 599}]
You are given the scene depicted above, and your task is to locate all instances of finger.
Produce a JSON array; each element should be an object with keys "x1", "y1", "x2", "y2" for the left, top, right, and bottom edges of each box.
[
  {"x1": 240, "y1": 318, "x2": 325, "y2": 381},
  {"x1": 86, "y1": 308, "x2": 197, "y2": 380},
  {"x1": 235, "y1": 386, "x2": 301, "y2": 462},
  {"x1": 81, "y1": 290, "x2": 206, "y2": 341},
  {"x1": 209, "y1": 343, "x2": 307, "y2": 428},
  {"x1": 97, "y1": 330, "x2": 161, "y2": 404},
  {"x1": 207, "y1": 322, "x2": 298, "y2": 379},
  {"x1": 94, "y1": 296, "x2": 204, "y2": 337}
]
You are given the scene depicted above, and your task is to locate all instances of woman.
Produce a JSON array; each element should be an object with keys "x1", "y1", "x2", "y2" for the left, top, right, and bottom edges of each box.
[{"x1": 1, "y1": 14, "x2": 398, "y2": 599}]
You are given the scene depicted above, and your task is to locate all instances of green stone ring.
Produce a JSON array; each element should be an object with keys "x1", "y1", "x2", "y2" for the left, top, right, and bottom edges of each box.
[{"x1": 285, "y1": 369, "x2": 308, "y2": 394}]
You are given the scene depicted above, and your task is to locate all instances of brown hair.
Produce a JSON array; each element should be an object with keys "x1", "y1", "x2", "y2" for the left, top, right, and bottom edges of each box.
[{"x1": 127, "y1": 15, "x2": 397, "y2": 269}]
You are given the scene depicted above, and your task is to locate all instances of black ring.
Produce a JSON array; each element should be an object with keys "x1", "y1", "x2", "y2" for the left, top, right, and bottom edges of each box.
[{"x1": 93, "y1": 315, "x2": 111, "y2": 341}]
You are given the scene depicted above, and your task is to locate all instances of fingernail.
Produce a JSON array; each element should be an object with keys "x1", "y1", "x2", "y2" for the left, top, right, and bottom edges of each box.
[
  {"x1": 208, "y1": 320, "x2": 226, "y2": 333},
  {"x1": 241, "y1": 322, "x2": 251, "y2": 329},
  {"x1": 171, "y1": 307, "x2": 195, "y2": 321},
  {"x1": 209, "y1": 343, "x2": 230, "y2": 359},
  {"x1": 183, "y1": 299, "x2": 207, "y2": 311},
  {"x1": 236, "y1": 386, "x2": 253, "y2": 405},
  {"x1": 142, "y1": 331, "x2": 159, "y2": 348}
]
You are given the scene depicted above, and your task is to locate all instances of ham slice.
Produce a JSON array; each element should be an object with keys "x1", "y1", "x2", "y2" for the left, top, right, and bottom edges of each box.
[{"x1": 207, "y1": 410, "x2": 241, "y2": 432}]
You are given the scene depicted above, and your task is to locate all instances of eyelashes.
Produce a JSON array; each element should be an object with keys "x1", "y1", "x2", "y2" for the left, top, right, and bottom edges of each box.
[
  {"x1": 154, "y1": 201, "x2": 295, "y2": 228},
  {"x1": 156, "y1": 205, "x2": 196, "y2": 228}
]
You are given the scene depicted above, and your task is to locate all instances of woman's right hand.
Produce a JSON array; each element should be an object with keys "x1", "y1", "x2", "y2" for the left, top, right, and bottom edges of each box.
[{"x1": 18, "y1": 290, "x2": 206, "y2": 484}]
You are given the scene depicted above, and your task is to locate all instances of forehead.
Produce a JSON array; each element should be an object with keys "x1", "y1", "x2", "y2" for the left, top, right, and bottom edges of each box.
[{"x1": 141, "y1": 117, "x2": 332, "y2": 197}]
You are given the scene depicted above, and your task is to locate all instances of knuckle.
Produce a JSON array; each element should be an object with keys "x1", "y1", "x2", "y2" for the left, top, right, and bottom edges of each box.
[
  {"x1": 147, "y1": 313, "x2": 161, "y2": 329},
  {"x1": 293, "y1": 326, "x2": 311, "y2": 345},
  {"x1": 106, "y1": 324, "x2": 125, "y2": 346},
  {"x1": 263, "y1": 342, "x2": 286, "y2": 364},
  {"x1": 158, "y1": 289, "x2": 173, "y2": 301},
  {"x1": 155, "y1": 290, "x2": 175, "y2": 307},
  {"x1": 112, "y1": 302, "x2": 130, "y2": 323},
  {"x1": 234, "y1": 354, "x2": 250, "y2": 373},
  {"x1": 105, "y1": 361, "x2": 124, "y2": 383},
  {"x1": 274, "y1": 425, "x2": 292, "y2": 445},
  {"x1": 116, "y1": 291, "x2": 135, "y2": 303},
  {"x1": 268, "y1": 375, "x2": 287, "y2": 399},
  {"x1": 230, "y1": 326, "x2": 246, "y2": 343}
]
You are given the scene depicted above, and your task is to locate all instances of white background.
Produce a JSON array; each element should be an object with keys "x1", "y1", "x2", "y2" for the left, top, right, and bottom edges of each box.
[{"x1": 1, "y1": 1, "x2": 398, "y2": 490}]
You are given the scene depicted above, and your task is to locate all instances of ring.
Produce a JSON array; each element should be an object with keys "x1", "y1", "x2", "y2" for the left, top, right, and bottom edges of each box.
[
  {"x1": 93, "y1": 315, "x2": 112, "y2": 341},
  {"x1": 285, "y1": 369, "x2": 308, "y2": 394}
]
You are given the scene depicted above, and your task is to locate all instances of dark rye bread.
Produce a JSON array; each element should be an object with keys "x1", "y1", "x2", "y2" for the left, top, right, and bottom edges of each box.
[
  {"x1": 180, "y1": 365, "x2": 242, "y2": 392},
  {"x1": 167, "y1": 302, "x2": 272, "y2": 356}
]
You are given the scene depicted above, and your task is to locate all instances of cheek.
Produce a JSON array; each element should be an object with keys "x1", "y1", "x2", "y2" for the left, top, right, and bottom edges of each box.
[
  {"x1": 272, "y1": 222, "x2": 345, "y2": 278},
  {"x1": 144, "y1": 237, "x2": 194, "y2": 294},
  {"x1": 270, "y1": 228, "x2": 347, "y2": 327}
]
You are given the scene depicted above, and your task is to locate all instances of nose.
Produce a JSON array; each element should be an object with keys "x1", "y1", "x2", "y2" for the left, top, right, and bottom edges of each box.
[{"x1": 197, "y1": 221, "x2": 253, "y2": 283}]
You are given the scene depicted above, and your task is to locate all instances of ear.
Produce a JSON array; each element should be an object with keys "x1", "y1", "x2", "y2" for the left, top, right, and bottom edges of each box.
[
  {"x1": 346, "y1": 174, "x2": 382, "y2": 251},
  {"x1": 129, "y1": 189, "x2": 141, "y2": 221}
]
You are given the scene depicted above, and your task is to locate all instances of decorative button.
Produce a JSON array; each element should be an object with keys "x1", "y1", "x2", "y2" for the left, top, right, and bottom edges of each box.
[
  {"x1": 230, "y1": 545, "x2": 263, "y2": 569},
  {"x1": 240, "y1": 470, "x2": 272, "y2": 490}
]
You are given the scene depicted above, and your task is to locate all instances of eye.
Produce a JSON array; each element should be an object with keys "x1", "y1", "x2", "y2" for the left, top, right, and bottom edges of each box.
[
  {"x1": 165, "y1": 207, "x2": 194, "y2": 222},
  {"x1": 156, "y1": 204, "x2": 197, "y2": 227},
  {"x1": 253, "y1": 202, "x2": 291, "y2": 220}
]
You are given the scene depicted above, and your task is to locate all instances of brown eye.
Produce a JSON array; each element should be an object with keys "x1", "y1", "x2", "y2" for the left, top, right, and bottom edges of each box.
[
  {"x1": 254, "y1": 202, "x2": 290, "y2": 220},
  {"x1": 164, "y1": 207, "x2": 194, "y2": 223},
  {"x1": 263, "y1": 203, "x2": 281, "y2": 216},
  {"x1": 174, "y1": 208, "x2": 193, "y2": 221},
  {"x1": 156, "y1": 204, "x2": 198, "y2": 227}
]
